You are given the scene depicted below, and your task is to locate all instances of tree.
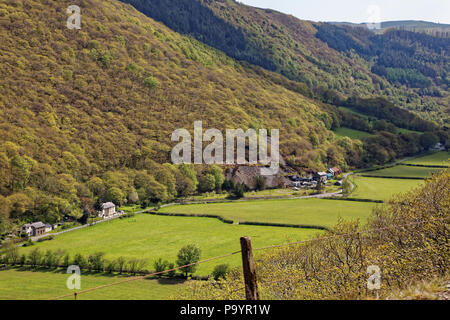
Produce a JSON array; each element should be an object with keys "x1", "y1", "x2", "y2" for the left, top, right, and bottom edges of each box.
[
  {"x1": 44, "y1": 250, "x2": 57, "y2": 268},
  {"x1": 73, "y1": 253, "x2": 87, "y2": 270},
  {"x1": 209, "y1": 165, "x2": 225, "y2": 192},
  {"x1": 28, "y1": 248, "x2": 42, "y2": 267},
  {"x1": 4, "y1": 244, "x2": 19, "y2": 265},
  {"x1": 106, "y1": 187, "x2": 125, "y2": 206},
  {"x1": 116, "y1": 256, "x2": 126, "y2": 274},
  {"x1": 420, "y1": 132, "x2": 439, "y2": 149},
  {"x1": 105, "y1": 259, "x2": 117, "y2": 273},
  {"x1": 198, "y1": 174, "x2": 215, "y2": 193},
  {"x1": 342, "y1": 179, "x2": 352, "y2": 195},
  {"x1": 176, "y1": 244, "x2": 201, "y2": 278},
  {"x1": 88, "y1": 252, "x2": 105, "y2": 272}
]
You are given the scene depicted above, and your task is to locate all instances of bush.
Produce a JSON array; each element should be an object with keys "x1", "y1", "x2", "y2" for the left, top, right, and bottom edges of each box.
[
  {"x1": 37, "y1": 235, "x2": 54, "y2": 242},
  {"x1": 212, "y1": 264, "x2": 230, "y2": 280},
  {"x1": 154, "y1": 258, "x2": 169, "y2": 275}
]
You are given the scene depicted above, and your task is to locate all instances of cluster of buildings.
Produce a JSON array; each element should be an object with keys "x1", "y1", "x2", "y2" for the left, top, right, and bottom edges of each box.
[
  {"x1": 20, "y1": 202, "x2": 124, "y2": 238},
  {"x1": 289, "y1": 167, "x2": 342, "y2": 188}
]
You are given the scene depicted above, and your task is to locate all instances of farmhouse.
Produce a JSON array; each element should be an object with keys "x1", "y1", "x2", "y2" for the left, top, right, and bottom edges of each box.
[
  {"x1": 21, "y1": 222, "x2": 47, "y2": 237},
  {"x1": 100, "y1": 202, "x2": 116, "y2": 218}
]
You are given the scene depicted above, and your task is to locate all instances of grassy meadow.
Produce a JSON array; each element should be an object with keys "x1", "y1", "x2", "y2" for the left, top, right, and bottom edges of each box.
[
  {"x1": 333, "y1": 127, "x2": 372, "y2": 140},
  {"x1": 362, "y1": 165, "x2": 442, "y2": 178},
  {"x1": 0, "y1": 268, "x2": 185, "y2": 300},
  {"x1": 18, "y1": 214, "x2": 322, "y2": 276},
  {"x1": 159, "y1": 198, "x2": 376, "y2": 228},
  {"x1": 403, "y1": 152, "x2": 449, "y2": 167},
  {"x1": 349, "y1": 176, "x2": 423, "y2": 201}
]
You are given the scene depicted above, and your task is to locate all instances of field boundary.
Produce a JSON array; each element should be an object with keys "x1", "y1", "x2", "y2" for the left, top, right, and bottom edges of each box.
[
  {"x1": 151, "y1": 211, "x2": 330, "y2": 231},
  {"x1": 321, "y1": 197, "x2": 384, "y2": 203},
  {"x1": 399, "y1": 163, "x2": 449, "y2": 169}
]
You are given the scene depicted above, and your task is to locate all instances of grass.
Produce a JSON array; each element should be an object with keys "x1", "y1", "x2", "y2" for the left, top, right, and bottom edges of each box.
[
  {"x1": 349, "y1": 176, "x2": 423, "y2": 201},
  {"x1": 0, "y1": 268, "x2": 185, "y2": 300},
  {"x1": 334, "y1": 127, "x2": 372, "y2": 140},
  {"x1": 159, "y1": 198, "x2": 376, "y2": 229},
  {"x1": 338, "y1": 107, "x2": 370, "y2": 119},
  {"x1": 404, "y1": 151, "x2": 449, "y2": 167},
  {"x1": 19, "y1": 214, "x2": 321, "y2": 275},
  {"x1": 362, "y1": 165, "x2": 442, "y2": 178}
]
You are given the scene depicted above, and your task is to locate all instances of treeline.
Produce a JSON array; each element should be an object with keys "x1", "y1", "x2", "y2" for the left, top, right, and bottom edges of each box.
[
  {"x1": 0, "y1": 157, "x2": 227, "y2": 231},
  {"x1": 1, "y1": 243, "x2": 207, "y2": 279}
]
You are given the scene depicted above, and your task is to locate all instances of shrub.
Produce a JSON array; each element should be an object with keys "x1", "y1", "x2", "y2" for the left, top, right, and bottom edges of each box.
[
  {"x1": 154, "y1": 258, "x2": 169, "y2": 275},
  {"x1": 212, "y1": 264, "x2": 230, "y2": 280}
]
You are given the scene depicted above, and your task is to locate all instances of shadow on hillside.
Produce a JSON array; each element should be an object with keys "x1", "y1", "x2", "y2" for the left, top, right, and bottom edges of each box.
[{"x1": 120, "y1": 0, "x2": 276, "y2": 70}]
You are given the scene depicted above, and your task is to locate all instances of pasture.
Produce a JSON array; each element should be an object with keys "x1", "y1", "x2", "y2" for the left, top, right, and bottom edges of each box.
[
  {"x1": 334, "y1": 127, "x2": 372, "y2": 140},
  {"x1": 0, "y1": 268, "x2": 184, "y2": 300},
  {"x1": 404, "y1": 152, "x2": 449, "y2": 167},
  {"x1": 349, "y1": 176, "x2": 423, "y2": 201},
  {"x1": 159, "y1": 198, "x2": 376, "y2": 228},
  {"x1": 361, "y1": 165, "x2": 442, "y2": 178},
  {"x1": 19, "y1": 214, "x2": 321, "y2": 275}
]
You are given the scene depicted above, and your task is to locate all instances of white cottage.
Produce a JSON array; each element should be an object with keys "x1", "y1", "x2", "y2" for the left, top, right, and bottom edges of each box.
[{"x1": 100, "y1": 202, "x2": 116, "y2": 218}]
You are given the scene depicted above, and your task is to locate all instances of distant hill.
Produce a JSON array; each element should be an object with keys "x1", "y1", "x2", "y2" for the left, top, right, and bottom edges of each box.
[
  {"x1": 121, "y1": 0, "x2": 450, "y2": 124},
  {"x1": 330, "y1": 20, "x2": 450, "y2": 36}
]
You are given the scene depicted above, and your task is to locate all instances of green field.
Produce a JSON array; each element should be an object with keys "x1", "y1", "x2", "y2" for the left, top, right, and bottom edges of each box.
[
  {"x1": 159, "y1": 198, "x2": 376, "y2": 228},
  {"x1": 349, "y1": 176, "x2": 423, "y2": 201},
  {"x1": 404, "y1": 152, "x2": 449, "y2": 167},
  {"x1": 19, "y1": 214, "x2": 321, "y2": 275},
  {"x1": 362, "y1": 165, "x2": 442, "y2": 178},
  {"x1": 334, "y1": 127, "x2": 372, "y2": 140},
  {"x1": 0, "y1": 268, "x2": 184, "y2": 300}
]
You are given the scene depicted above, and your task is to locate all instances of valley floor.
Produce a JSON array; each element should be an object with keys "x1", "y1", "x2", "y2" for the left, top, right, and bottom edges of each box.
[{"x1": 1, "y1": 151, "x2": 448, "y2": 300}]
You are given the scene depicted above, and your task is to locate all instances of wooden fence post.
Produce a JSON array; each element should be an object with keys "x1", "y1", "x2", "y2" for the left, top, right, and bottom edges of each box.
[{"x1": 240, "y1": 236, "x2": 259, "y2": 300}]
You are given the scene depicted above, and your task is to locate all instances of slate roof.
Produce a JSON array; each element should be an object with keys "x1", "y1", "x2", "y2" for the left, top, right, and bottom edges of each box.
[{"x1": 102, "y1": 202, "x2": 116, "y2": 209}]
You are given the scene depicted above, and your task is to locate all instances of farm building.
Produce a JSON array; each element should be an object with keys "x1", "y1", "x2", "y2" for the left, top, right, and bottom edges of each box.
[
  {"x1": 21, "y1": 222, "x2": 47, "y2": 237},
  {"x1": 328, "y1": 167, "x2": 342, "y2": 176},
  {"x1": 314, "y1": 172, "x2": 328, "y2": 183}
]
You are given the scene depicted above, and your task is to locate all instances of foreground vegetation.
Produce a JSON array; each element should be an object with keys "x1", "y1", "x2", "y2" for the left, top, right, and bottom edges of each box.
[{"x1": 180, "y1": 169, "x2": 449, "y2": 300}]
